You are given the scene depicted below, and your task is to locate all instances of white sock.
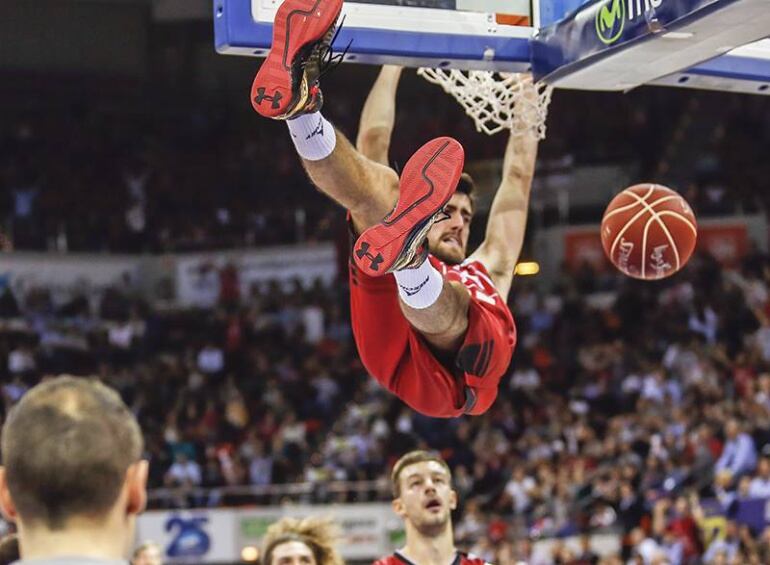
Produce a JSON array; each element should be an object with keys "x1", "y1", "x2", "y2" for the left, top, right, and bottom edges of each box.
[
  {"x1": 394, "y1": 260, "x2": 444, "y2": 310},
  {"x1": 286, "y1": 112, "x2": 336, "y2": 161}
]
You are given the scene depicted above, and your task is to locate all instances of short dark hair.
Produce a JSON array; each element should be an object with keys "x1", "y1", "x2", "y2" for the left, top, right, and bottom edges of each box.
[
  {"x1": 391, "y1": 450, "x2": 452, "y2": 498},
  {"x1": 456, "y1": 172, "x2": 476, "y2": 210},
  {"x1": 1, "y1": 376, "x2": 143, "y2": 529}
]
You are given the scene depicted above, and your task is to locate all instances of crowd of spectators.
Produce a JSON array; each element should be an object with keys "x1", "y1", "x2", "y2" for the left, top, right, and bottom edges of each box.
[
  {"x1": 3, "y1": 242, "x2": 770, "y2": 563},
  {"x1": 2, "y1": 69, "x2": 768, "y2": 254},
  {"x1": 3, "y1": 67, "x2": 770, "y2": 565},
  {"x1": 0, "y1": 108, "x2": 339, "y2": 253}
]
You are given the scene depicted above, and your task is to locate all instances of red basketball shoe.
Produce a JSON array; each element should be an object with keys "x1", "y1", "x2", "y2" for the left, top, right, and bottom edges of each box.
[
  {"x1": 251, "y1": 0, "x2": 343, "y2": 120},
  {"x1": 353, "y1": 137, "x2": 465, "y2": 276}
]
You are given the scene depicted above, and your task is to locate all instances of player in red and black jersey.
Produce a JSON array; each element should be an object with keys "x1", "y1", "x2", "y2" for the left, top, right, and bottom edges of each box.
[
  {"x1": 374, "y1": 451, "x2": 492, "y2": 565},
  {"x1": 251, "y1": 0, "x2": 539, "y2": 417}
]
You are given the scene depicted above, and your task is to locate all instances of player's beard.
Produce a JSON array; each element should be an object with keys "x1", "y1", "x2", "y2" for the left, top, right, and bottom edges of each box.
[
  {"x1": 430, "y1": 241, "x2": 465, "y2": 266},
  {"x1": 412, "y1": 509, "x2": 452, "y2": 538}
]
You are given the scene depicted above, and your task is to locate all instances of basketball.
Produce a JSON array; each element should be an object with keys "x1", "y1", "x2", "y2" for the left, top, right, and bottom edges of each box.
[{"x1": 600, "y1": 184, "x2": 698, "y2": 280}]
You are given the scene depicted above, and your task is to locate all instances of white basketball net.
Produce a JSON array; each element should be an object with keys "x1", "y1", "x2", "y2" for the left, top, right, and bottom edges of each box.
[{"x1": 417, "y1": 69, "x2": 553, "y2": 138}]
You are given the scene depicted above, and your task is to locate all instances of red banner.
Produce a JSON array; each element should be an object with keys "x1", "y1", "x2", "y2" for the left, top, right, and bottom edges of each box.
[
  {"x1": 695, "y1": 224, "x2": 748, "y2": 268},
  {"x1": 564, "y1": 228, "x2": 610, "y2": 271},
  {"x1": 563, "y1": 222, "x2": 749, "y2": 272}
]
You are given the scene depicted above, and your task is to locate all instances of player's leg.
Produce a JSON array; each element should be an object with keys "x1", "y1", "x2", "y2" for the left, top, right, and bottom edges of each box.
[
  {"x1": 249, "y1": 0, "x2": 399, "y2": 233},
  {"x1": 400, "y1": 279, "x2": 471, "y2": 352},
  {"x1": 395, "y1": 200, "x2": 473, "y2": 353},
  {"x1": 350, "y1": 262, "x2": 471, "y2": 418},
  {"x1": 250, "y1": 0, "x2": 476, "y2": 356},
  {"x1": 352, "y1": 256, "x2": 514, "y2": 417},
  {"x1": 298, "y1": 129, "x2": 400, "y2": 232},
  {"x1": 399, "y1": 267, "x2": 516, "y2": 414},
  {"x1": 356, "y1": 65, "x2": 403, "y2": 166},
  {"x1": 352, "y1": 137, "x2": 474, "y2": 354}
]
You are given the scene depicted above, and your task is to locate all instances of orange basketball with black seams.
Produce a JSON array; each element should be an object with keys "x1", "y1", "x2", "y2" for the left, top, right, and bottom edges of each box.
[{"x1": 600, "y1": 184, "x2": 698, "y2": 280}]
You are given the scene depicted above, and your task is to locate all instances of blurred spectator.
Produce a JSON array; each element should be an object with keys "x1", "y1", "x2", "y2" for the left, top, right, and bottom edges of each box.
[
  {"x1": 714, "y1": 419, "x2": 757, "y2": 486},
  {"x1": 7, "y1": 345, "x2": 35, "y2": 376},
  {"x1": 197, "y1": 342, "x2": 224, "y2": 375},
  {"x1": 575, "y1": 533, "x2": 600, "y2": 564},
  {"x1": 702, "y1": 520, "x2": 741, "y2": 564},
  {"x1": 504, "y1": 465, "x2": 537, "y2": 516},
  {"x1": 164, "y1": 453, "x2": 203, "y2": 488},
  {"x1": 749, "y1": 453, "x2": 770, "y2": 498}
]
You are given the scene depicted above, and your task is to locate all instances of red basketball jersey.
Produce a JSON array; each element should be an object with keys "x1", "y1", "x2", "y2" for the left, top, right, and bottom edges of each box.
[
  {"x1": 434, "y1": 257, "x2": 506, "y2": 313},
  {"x1": 350, "y1": 255, "x2": 516, "y2": 417},
  {"x1": 374, "y1": 551, "x2": 493, "y2": 565}
]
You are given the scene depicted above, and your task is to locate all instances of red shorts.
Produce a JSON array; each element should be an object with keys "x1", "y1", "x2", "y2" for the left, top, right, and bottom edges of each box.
[{"x1": 349, "y1": 256, "x2": 516, "y2": 418}]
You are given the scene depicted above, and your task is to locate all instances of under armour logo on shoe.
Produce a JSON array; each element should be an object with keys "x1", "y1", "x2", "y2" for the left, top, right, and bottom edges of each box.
[
  {"x1": 398, "y1": 276, "x2": 429, "y2": 297},
  {"x1": 253, "y1": 87, "x2": 283, "y2": 109},
  {"x1": 355, "y1": 242, "x2": 384, "y2": 271},
  {"x1": 305, "y1": 115, "x2": 324, "y2": 140}
]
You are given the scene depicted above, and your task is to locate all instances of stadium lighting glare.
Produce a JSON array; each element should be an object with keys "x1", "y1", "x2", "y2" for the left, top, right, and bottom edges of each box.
[
  {"x1": 515, "y1": 262, "x2": 540, "y2": 276},
  {"x1": 241, "y1": 546, "x2": 259, "y2": 562}
]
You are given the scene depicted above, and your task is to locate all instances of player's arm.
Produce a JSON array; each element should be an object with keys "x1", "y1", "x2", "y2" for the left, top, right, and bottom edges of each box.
[
  {"x1": 355, "y1": 65, "x2": 403, "y2": 165},
  {"x1": 468, "y1": 124, "x2": 537, "y2": 299}
]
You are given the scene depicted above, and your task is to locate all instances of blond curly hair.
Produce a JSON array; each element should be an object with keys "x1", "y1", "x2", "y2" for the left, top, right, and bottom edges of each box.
[{"x1": 261, "y1": 516, "x2": 344, "y2": 565}]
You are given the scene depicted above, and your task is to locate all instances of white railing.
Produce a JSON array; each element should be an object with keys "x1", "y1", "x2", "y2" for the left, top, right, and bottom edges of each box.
[{"x1": 147, "y1": 479, "x2": 390, "y2": 508}]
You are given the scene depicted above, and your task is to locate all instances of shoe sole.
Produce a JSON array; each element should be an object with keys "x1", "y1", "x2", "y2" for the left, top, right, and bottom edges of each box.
[
  {"x1": 353, "y1": 137, "x2": 465, "y2": 276},
  {"x1": 250, "y1": 0, "x2": 343, "y2": 118}
]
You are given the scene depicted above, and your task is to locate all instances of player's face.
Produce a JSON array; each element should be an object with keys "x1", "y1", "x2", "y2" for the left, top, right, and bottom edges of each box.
[
  {"x1": 427, "y1": 192, "x2": 473, "y2": 265},
  {"x1": 393, "y1": 461, "x2": 457, "y2": 537},
  {"x1": 271, "y1": 541, "x2": 317, "y2": 565}
]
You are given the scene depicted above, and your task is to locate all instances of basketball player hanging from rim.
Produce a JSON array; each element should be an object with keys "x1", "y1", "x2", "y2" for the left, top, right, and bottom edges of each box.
[{"x1": 250, "y1": 0, "x2": 542, "y2": 417}]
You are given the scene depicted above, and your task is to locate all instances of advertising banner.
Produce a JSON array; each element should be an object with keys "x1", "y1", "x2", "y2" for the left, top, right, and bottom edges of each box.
[
  {"x1": 136, "y1": 510, "x2": 239, "y2": 562},
  {"x1": 174, "y1": 243, "x2": 337, "y2": 307},
  {"x1": 137, "y1": 503, "x2": 401, "y2": 563}
]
